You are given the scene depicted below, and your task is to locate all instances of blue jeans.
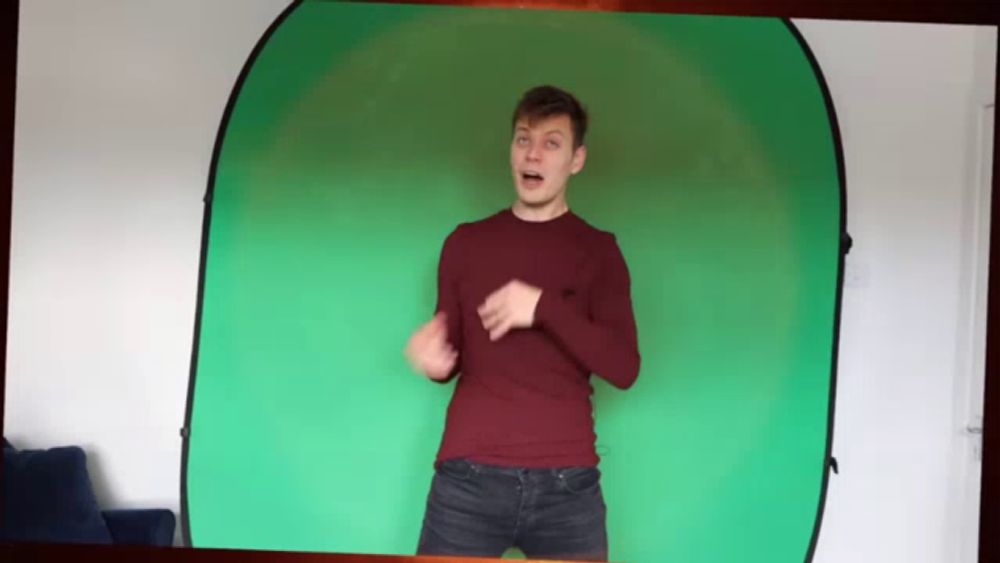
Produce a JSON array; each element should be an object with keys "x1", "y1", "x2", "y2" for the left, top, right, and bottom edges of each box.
[{"x1": 416, "y1": 458, "x2": 608, "y2": 561}]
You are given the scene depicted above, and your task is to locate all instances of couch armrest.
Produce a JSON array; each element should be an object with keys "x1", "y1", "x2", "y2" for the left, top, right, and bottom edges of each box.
[{"x1": 101, "y1": 509, "x2": 175, "y2": 547}]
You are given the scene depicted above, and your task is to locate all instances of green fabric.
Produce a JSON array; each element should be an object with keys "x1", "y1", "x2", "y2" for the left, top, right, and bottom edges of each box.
[{"x1": 185, "y1": 3, "x2": 842, "y2": 561}]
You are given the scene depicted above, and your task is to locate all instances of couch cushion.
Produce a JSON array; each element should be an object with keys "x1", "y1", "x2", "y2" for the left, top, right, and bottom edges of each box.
[
  {"x1": 1, "y1": 445, "x2": 113, "y2": 544},
  {"x1": 103, "y1": 509, "x2": 176, "y2": 547}
]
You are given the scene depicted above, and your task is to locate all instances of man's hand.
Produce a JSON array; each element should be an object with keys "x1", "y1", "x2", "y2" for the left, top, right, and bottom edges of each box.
[
  {"x1": 404, "y1": 313, "x2": 457, "y2": 380},
  {"x1": 477, "y1": 279, "x2": 543, "y2": 341}
]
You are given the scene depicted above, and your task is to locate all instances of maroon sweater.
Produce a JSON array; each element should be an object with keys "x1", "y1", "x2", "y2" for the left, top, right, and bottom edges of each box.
[{"x1": 433, "y1": 208, "x2": 640, "y2": 468}]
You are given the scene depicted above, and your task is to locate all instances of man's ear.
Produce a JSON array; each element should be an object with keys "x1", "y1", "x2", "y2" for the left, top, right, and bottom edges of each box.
[{"x1": 571, "y1": 144, "x2": 587, "y2": 175}]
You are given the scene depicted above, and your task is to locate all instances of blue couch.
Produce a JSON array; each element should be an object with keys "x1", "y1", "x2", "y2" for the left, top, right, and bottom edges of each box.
[{"x1": 1, "y1": 438, "x2": 175, "y2": 546}]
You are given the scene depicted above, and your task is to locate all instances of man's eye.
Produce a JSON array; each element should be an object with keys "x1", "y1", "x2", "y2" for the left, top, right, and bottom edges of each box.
[
  {"x1": 516, "y1": 136, "x2": 528, "y2": 144},
  {"x1": 546, "y1": 140, "x2": 559, "y2": 149}
]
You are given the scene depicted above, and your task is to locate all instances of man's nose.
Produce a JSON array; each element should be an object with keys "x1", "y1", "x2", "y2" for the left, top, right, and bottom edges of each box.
[{"x1": 526, "y1": 143, "x2": 542, "y2": 161}]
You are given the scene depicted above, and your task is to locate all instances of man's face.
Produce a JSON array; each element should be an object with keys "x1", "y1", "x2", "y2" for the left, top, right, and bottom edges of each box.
[{"x1": 510, "y1": 114, "x2": 587, "y2": 209}]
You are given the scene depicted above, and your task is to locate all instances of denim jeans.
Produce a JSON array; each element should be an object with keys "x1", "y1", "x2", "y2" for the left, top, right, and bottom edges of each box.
[{"x1": 416, "y1": 458, "x2": 608, "y2": 561}]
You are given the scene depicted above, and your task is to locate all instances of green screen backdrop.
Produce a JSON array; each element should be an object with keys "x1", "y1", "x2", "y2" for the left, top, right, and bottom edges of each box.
[{"x1": 183, "y1": 2, "x2": 845, "y2": 561}]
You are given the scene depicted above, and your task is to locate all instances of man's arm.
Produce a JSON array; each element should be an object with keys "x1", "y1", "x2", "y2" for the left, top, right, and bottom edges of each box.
[
  {"x1": 534, "y1": 234, "x2": 640, "y2": 389},
  {"x1": 430, "y1": 227, "x2": 464, "y2": 383},
  {"x1": 404, "y1": 227, "x2": 464, "y2": 382}
]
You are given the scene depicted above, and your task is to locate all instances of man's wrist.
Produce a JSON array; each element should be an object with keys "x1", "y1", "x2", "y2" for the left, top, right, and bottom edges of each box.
[
  {"x1": 530, "y1": 289, "x2": 543, "y2": 326},
  {"x1": 533, "y1": 288, "x2": 554, "y2": 328}
]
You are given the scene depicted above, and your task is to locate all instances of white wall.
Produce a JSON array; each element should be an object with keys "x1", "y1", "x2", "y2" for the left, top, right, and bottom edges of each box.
[
  {"x1": 4, "y1": 2, "x2": 995, "y2": 560},
  {"x1": 5, "y1": 0, "x2": 293, "y2": 545},
  {"x1": 792, "y1": 19, "x2": 996, "y2": 563}
]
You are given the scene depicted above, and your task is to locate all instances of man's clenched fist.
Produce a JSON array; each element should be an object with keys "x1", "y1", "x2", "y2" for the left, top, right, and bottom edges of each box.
[
  {"x1": 405, "y1": 313, "x2": 457, "y2": 380},
  {"x1": 477, "y1": 279, "x2": 543, "y2": 341}
]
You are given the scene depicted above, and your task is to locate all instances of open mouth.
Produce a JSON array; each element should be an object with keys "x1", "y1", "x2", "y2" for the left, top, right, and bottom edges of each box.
[{"x1": 521, "y1": 171, "x2": 544, "y2": 188}]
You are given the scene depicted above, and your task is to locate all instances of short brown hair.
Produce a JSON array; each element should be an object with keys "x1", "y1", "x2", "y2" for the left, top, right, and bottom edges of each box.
[{"x1": 511, "y1": 85, "x2": 588, "y2": 149}]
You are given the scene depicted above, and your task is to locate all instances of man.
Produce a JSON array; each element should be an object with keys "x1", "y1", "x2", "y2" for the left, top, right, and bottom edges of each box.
[{"x1": 404, "y1": 85, "x2": 640, "y2": 561}]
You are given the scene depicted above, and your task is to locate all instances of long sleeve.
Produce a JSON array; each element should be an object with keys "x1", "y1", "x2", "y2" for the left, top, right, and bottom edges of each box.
[
  {"x1": 432, "y1": 226, "x2": 464, "y2": 383},
  {"x1": 533, "y1": 234, "x2": 640, "y2": 389}
]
